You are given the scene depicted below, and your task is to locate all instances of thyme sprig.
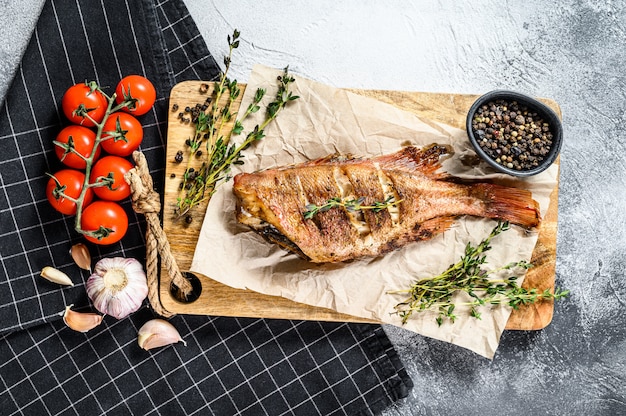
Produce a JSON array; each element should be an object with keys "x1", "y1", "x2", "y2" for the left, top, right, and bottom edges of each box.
[
  {"x1": 388, "y1": 221, "x2": 569, "y2": 325},
  {"x1": 175, "y1": 30, "x2": 299, "y2": 219},
  {"x1": 303, "y1": 196, "x2": 402, "y2": 220}
]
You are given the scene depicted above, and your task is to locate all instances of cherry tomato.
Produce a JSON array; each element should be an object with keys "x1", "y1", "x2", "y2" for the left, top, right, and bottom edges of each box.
[
  {"x1": 81, "y1": 201, "x2": 128, "y2": 245},
  {"x1": 54, "y1": 125, "x2": 100, "y2": 169},
  {"x1": 46, "y1": 169, "x2": 93, "y2": 215},
  {"x1": 90, "y1": 156, "x2": 134, "y2": 201},
  {"x1": 115, "y1": 75, "x2": 156, "y2": 116},
  {"x1": 62, "y1": 83, "x2": 107, "y2": 127},
  {"x1": 100, "y1": 112, "x2": 143, "y2": 156}
]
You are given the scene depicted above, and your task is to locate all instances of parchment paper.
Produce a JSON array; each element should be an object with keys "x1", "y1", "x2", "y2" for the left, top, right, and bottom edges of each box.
[{"x1": 190, "y1": 65, "x2": 558, "y2": 359}]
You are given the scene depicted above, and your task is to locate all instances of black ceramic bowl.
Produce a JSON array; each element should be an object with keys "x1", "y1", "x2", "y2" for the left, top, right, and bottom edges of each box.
[{"x1": 466, "y1": 90, "x2": 563, "y2": 177}]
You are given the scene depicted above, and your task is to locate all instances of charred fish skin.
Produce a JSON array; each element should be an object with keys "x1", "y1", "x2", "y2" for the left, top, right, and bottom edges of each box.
[{"x1": 233, "y1": 144, "x2": 541, "y2": 263}]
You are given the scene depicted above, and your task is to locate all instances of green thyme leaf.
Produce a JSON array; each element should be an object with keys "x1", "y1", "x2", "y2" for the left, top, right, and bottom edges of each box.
[
  {"x1": 174, "y1": 31, "x2": 299, "y2": 219},
  {"x1": 388, "y1": 221, "x2": 570, "y2": 325}
]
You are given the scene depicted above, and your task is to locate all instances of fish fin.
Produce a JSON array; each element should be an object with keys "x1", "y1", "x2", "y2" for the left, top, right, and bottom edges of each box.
[
  {"x1": 414, "y1": 216, "x2": 456, "y2": 240},
  {"x1": 257, "y1": 225, "x2": 311, "y2": 260},
  {"x1": 299, "y1": 153, "x2": 359, "y2": 167},
  {"x1": 374, "y1": 144, "x2": 452, "y2": 176},
  {"x1": 473, "y1": 183, "x2": 542, "y2": 228}
]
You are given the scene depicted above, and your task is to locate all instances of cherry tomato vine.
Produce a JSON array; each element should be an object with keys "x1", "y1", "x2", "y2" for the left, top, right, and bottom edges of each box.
[{"x1": 48, "y1": 76, "x2": 156, "y2": 245}]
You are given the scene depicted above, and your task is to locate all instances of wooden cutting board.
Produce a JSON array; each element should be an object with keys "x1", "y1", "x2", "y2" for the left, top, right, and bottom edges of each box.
[{"x1": 159, "y1": 81, "x2": 560, "y2": 330}]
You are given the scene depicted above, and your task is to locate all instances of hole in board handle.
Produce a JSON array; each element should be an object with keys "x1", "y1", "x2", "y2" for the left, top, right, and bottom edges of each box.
[{"x1": 169, "y1": 272, "x2": 202, "y2": 303}]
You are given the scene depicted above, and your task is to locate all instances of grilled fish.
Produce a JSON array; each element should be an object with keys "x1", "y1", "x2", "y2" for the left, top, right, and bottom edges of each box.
[{"x1": 233, "y1": 144, "x2": 541, "y2": 263}]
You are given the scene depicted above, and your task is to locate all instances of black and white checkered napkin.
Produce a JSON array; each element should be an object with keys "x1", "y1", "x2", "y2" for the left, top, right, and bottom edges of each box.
[{"x1": 0, "y1": 0, "x2": 412, "y2": 414}]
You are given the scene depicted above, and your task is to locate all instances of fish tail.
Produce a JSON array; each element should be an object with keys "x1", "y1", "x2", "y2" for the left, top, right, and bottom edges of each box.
[{"x1": 472, "y1": 183, "x2": 542, "y2": 228}]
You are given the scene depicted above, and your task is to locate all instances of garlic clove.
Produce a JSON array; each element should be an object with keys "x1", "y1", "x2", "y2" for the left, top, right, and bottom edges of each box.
[
  {"x1": 137, "y1": 319, "x2": 186, "y2": 350},
  {"x1": 62, "y1": 305, "x2": 103, "y2": 332},
  {"x1": 40, "y1": 266, "x2": 74, "y2": 286},
  {"x1": 70, "y1": 243, "x2": 92, "y2": 271}
]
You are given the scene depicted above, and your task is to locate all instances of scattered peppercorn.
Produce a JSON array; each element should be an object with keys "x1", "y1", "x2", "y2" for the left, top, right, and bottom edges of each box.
[
  {"x1": 199, "y1": 83, "x2": 209, "y2": 94},
  {"x1": 174, "y1": 150, "x2": 184, "y2": 163},
  {"x1": 171, "y1": 103, "x2": 179, "y2": 112},
  {"x1": 471, "y1": 99, "x2": 553, "y2": 171}
]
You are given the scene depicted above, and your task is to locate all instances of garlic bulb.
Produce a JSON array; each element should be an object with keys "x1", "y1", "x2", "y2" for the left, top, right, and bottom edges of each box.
[
  {"x1": 137, "y1": 319, "x2": 186, "y2": 350},
  {"x1": 62, "y1": 305, "x2": 103, "y2": 332},
  {"x1": 86, "y1": 257, "x2": 148, "y2": 319}
]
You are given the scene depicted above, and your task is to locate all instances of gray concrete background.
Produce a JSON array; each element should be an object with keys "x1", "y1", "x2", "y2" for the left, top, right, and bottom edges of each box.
[{"x1": 2, "y1": 1, "x2": 625, "y2": 415}]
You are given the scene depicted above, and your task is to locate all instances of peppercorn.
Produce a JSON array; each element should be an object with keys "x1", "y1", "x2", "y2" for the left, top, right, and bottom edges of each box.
[
  {"x1": 472, "y1": 99, "x2": 554, "y2": 171},
  {"x1": 174, "y1": 150, "x2": 183, "y2": 163}
]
